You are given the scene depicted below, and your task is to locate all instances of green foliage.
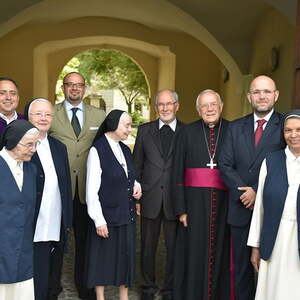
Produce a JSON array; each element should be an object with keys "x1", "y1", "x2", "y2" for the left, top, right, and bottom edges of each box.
[{"x1": 76, "y1": 49, "x2": 149, "y2": 113}]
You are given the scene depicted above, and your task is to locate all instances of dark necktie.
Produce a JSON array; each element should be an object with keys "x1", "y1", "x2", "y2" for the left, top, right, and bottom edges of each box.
[
  {"x1": 254, "y1": 119, "x2": 266, "y2": 147},
  {"x1": 160, "y1": 124, "x2": 174, "y2": 159},
  {"x1": 71, "y1": 108, "x2": 81, "y2": 137}
]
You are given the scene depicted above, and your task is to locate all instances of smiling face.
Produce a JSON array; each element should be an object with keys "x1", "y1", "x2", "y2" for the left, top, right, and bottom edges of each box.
[
  {"x1": 28, "y1": 100, "x2": 53, "y2": 136},
  {"x1": 247, "y1": 76, "x2": 279, "y2": 118},
  {"x1": 0, "y1": 80, "x2": 20, "y2": 118},
  {"x1": 196, "y1": 92, "x2": 223, "y2": 126},
  {"x1": 61, "y1": 73, "x2": 86, "y2": 106},
  {"x1": 114, "y1": 113, "x2": 133, "y2": 141},
  {"x1": 284, "y1": 118, "x2": 300, "y2": 156},
  {"x1": 155, "y1": 90, "x2": 179, "y2": 124}
]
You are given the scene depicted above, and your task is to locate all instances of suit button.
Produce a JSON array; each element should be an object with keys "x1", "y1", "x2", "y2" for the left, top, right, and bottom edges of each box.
[
  {"x1": 73, "y1": 170, "x2": 76, "y2": 173},
  {"x1": 161, "y1": 186, "x2": 164, "y2": 189},
  {"x1": 76, "y1": 154, "x2": 80, "y2": 158},
  {"x1": 249, "y1": 169, "x2": 252, "y2": 173},
  {"x1": 40, "y1": 174, "x2": 44, "y2": 178},
  {"x1": 127, "y1": 188, "x2": 130, "y2": 191}
]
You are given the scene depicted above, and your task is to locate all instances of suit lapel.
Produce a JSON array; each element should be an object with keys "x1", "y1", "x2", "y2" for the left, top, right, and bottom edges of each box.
[
  {"x1": 56, "y1": 102, "x2": 76, "y2": 138},
  {"x1": 255, "y1": 112, "x2": 279, "y2": 153},
  {"x1": 150, "y1": 120, "x2": 163, "y2": 157},
  {"x1": 242, "y1": 114, "x2": 255, "y2": 161}
]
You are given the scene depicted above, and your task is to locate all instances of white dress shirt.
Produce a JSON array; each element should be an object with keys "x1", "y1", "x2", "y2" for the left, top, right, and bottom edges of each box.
[
  {"x1": 0, "y1": 148, "x2": 23, "y2": 191},
  {"x1": 253, "y1": 109, "x2": 274, "y2": 131},
  {"x1": 0, "y1": 111, "x2": 18, "y2": 124},
  {"x1": 33, "y1": 137, "x2": 62, "y2": 242},
  {"x1": 64, "y1": 100, "x2": 84, "y2": 128},
  {"x1": 86, "y1": 133, "x2": 140, "y2": 228},
  {"x1": 159, "y1": 118, "x2": 177, "y2": 131}
]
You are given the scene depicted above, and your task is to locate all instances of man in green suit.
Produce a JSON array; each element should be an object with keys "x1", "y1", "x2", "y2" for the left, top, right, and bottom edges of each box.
[{"x1": 50, "y1": 72, "x2": 105, "y2": 300}]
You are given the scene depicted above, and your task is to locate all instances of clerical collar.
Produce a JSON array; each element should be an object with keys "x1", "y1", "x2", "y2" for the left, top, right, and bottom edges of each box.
[
  {"x1": 159, "y1": 118, "x2": 177, "y2": 131},
  {"x1": 203, "y1": 119, "x2": 221, "y2": 129}
]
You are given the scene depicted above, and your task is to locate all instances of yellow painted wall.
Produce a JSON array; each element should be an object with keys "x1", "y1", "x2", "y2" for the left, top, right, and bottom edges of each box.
[
  {"x1": 249, "y1": 8, "x2": 295, "y2": 113},
  {"x1": 0, "y1": 17, "x2": 222, "y2": 122}
]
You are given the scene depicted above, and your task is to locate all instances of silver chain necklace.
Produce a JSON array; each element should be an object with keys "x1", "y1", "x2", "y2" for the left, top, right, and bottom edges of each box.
[{"x1": 202, "y1": 119, "x2": 222, "y2": 169}]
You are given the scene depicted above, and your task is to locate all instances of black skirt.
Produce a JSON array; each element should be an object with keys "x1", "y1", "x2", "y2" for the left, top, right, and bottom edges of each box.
[{"x1": 85, "y1": 220, "x2": 136, "y2": 288}]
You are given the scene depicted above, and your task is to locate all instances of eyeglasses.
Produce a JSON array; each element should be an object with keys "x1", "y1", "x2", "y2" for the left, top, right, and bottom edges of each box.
[
  {"x1": 18, "y1": 140, "x2": 41, "y2": 149},
  {"x1": 249, "y1": 89, "x2": 276, "y2": 97},
  {"x1": 156, "y1": 101, "x2": 177, "y2": 109},
  {"x1": 199, "y1": 102, "x2": 219, "y2": 110},
  {"x1": 63, "y1": 82, "x2": 85, "y2": 89},
  {"x1": 30, "y1": 112, "x2": 53, "y2": 119}
]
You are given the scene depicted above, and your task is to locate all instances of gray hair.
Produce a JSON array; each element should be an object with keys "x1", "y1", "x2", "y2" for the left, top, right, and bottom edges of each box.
[
  {"x1": 195, "y1": 89, "x2": 222, "y2": 106},
  {"x1": 155, "y1": 89, "x2": 179, "y2": 104}
]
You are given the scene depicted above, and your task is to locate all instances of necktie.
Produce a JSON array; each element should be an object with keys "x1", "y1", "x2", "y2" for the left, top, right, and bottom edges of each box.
[
  {"x1": 160, "y1": 124, "x2": 174, "y2": 159},
  {"x1": 71, "y1": 108, "x2": 81, "y2": 137},
  {"x1": 254, "y1": 119, "x2": 266, "y2": 147}
]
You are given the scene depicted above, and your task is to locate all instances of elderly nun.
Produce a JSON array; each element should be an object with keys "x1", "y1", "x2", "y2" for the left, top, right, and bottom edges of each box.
[
  {"x1": 84, "y1": 110, "x2": 142, "y2": 300},
  {"x1": 0, "y1": 120, "x2": 39, "y2": 300},
  {"x1": 248, "y1": 109, "x2": 300, "y2": 300}
]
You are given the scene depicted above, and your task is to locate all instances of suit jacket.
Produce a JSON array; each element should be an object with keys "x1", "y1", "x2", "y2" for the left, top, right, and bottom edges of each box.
[
  {"x1": 133, "y1": 119, "x2": 184, "y2": 220},
  {"x1": 219, "y1": 111, "x2": 285, "y2": 227},
  {"x1": 49, "y1": 101, "x2": 106, "y2": 203},
  {"x1": 31, "y1": 136, "x2": 72, "y2": 251}
]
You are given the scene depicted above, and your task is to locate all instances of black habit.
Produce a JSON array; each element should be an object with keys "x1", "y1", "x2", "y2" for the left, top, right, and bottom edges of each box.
[{"x1": 173, "y1": 119, "x2": 230, "y2": 300}]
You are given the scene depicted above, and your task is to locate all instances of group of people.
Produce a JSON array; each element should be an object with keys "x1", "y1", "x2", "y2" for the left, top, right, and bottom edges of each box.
[{"x1": 0, "y1": 71, "x2": 299, "y2": 300}]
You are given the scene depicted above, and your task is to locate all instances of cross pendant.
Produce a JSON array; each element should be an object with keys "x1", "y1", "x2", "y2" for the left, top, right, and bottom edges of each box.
[{"x1": 206, "y1": 159, "x2": 217, "y2": 169}]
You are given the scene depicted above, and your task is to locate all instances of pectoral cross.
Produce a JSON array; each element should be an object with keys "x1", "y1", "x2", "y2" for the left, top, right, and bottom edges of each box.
[{"x1": 206, "y1": 159, "x2": 217, "y2": 169}]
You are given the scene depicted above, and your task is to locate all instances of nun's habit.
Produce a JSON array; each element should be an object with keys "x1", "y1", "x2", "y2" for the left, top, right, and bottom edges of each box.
[
  {"x1": 85, "y1": 110, "x2": 137, "y2": 287},
  {"x1": 0, "y1": 120, "x2": 37, "y2": 300},
  {"x1": 247, "y1": 110, "x2": 300, "y2": 300}
]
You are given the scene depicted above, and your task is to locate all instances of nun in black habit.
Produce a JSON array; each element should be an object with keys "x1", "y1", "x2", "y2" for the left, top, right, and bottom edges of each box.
[
  {"x1": 0, "y1": 120, "x2": 39, "y2": 300},
  {"x1": 84, "y1": 110, "x2": 142, "y2": 300}
]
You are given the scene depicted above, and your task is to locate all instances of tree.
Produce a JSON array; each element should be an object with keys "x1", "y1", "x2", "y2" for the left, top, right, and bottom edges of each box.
[{"x1": 76, "y1": 49, "x2": 149, "y2": 114}]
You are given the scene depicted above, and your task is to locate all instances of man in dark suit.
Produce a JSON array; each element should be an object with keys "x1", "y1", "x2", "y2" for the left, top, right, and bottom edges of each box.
[
  {"x1": 219, "y1": 75, "x2": 285, "y2": 300},
  {"x1": 26, "y1": 98, "x2": 73, "y2": 300},
  {"x1": 133, "y1": 89, "x2": 183, "y2": 300}
]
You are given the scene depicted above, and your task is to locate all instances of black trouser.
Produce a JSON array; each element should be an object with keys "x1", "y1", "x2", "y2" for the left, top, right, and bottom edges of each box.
[
  {"x1": 140, "y1": 211, "x2": 177, "y2": 296},
  {"x1": 33, "y1": 239, "x2": 64, "y2": 300},
  {"x1": 73, "y1": 186, "x2": 95, "y2": 300},
  {"x1": 231, "y1": 225, "x2": 255, "y2": 300}
]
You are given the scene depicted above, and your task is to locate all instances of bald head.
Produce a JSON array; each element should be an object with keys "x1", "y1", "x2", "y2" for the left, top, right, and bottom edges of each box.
[{"x1": 247, "y1": 75, "x2": 279, "y2": 118}]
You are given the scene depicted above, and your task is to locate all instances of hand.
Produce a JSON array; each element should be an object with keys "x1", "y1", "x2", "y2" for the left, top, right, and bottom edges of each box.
[
  {"x1": 179, "y1": 214, "x2": 188, "y2": 227},
  {"x1": 250, "y1": 247, "x2": 260, "y2": 272},
  {"x1": 238, "y1": 187, "x2": 256, "y2": 209},
  {"x1": 132, "y1": 185, "x2": 142, "y2": 200},
  {"x1": 96, "y1": 225, "x2": 109, "y2": 238},
  {"x1": 136, "y1": 203, "x2": 141, "y2": 216}
]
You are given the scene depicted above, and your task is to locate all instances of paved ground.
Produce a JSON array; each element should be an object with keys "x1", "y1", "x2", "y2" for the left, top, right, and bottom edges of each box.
[{"x1": 58, "y1": 220, "x2": 166, "y2": 300}]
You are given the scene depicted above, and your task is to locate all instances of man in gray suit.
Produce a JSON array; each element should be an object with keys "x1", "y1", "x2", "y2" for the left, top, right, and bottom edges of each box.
[
  {"x1": 133, "y1": 89, "x2": 183, "y2": 300},
  {"x1": 49, "y1": 72, "x2": 105, "y2": 300}
]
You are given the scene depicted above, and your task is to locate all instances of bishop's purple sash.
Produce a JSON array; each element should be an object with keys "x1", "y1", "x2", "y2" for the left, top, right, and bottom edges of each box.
[{"x1": 184, "y1": 168, "x2": 228, "y2": 191}]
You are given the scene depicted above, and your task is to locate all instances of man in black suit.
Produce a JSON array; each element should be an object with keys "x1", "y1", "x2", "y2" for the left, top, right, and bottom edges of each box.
[
  {"x1": 219, "y1": 75, "x2": 285, "y2": 300},
  {"x1": 133, "y1": 89, "x2": 183, "y2": 300},
  {"x1": 26, "y1": 98, "x2": 72, "y2": 300}
]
